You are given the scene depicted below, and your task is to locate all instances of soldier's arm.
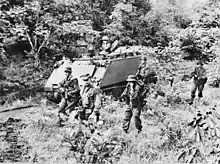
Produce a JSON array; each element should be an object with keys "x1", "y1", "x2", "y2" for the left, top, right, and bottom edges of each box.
[
  {"x1": 54, "y1": 60, "x2": 64, "y2": 69},
  {"x1": 121, "y1": 84, "x2": 128, "y2": 97},
  {"x1": 89, "y1": 90, "x2": 96, "y2": 108},
  {"x1": 58, "y1": 78, "x2": 65, "y2": 89},
  {"x1": 67, "y1": 79, "x2": 80, "y2": 95},
  {"x1": 190, "y1": 67, "x2": 197, "y2": 78},
  {"x1": 130, "y1": 84, "x2": 142, "y2": 100},
  {"x1": 145, "y1": 67, "x2": 152, "y2": 78}
]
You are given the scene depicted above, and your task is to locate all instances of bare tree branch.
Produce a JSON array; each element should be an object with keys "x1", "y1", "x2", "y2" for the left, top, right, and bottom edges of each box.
[
  {"x1": 37, "y1": 32, "x2": 51, "y2": 55},
  {"x1": 18, "y1": 18, "x2": 34, "y2": 52}
]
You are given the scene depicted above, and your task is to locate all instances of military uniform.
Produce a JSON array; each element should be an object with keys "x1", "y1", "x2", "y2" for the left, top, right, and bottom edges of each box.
[
  {"x1": 136, "y1": 56, "x2": 157, "y2": 105},
  {"x1": 121, "y1": 75, "x2": 143, "y2": 133},
  {"x1": 80, "y1": 74, "x2": 101, "y2": 122},
  {"x1": 58, "y1": 67, "x2": 81, "y2": 125},
  {"x1": 136, "y1": 56, "x2": 157, "y2": 85},
  {"x1": 190, "y1": 61, "x2": 207, "y2": 101}
]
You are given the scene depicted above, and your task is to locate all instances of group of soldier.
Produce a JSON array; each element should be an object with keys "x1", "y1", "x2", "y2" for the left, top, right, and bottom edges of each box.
[
  {"x1": 54, "y1": 54, "x2": 208, "y2": 134},
  {"x1": 55, "y1": 66, "x2": 101, "y2": 129}
]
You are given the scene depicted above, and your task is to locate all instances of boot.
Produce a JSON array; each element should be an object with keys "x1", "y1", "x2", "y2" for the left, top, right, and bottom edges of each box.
[
  {"x1": 189, "y1": 98, "x2": 194, "y2": 105},
  {"x1": 123, "y1": 129, "x2": 128, "y2": 134},
  {"x1": 74, "y1": 113, "x2": 79, "y2": 120},
  {"x1": 95, "y1": 113, "x2": 100, "y2": 123},
  {"x1": 198, "y1": 92, "x2": 203, "y2": 98},
  {"x1": 58, "y1": 118, "x2": 64, "y2": 127},
  {"x1": 138, "y1": 129, "x2": 142, "y2": 134},
  {"x1": 189, "y1": 94, "x2": 195, "y2": 105}
]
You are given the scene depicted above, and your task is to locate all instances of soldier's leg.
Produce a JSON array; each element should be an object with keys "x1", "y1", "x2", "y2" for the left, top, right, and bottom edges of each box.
[
  {"x1": 54, "y1": 91, "x2": 61, "y2": 103},
  {"x1": 94, "y1": 93, "x2": 102, "y2": 122},
  {"x1": 78, "y1": 107, "x2": 86, "y2": 120},
  {"x1": 93, "y1": 107, "x2": 100, "y2": 122},
  {"x1": 133, "y1": 105, "x2": 142, "y2": 132},
  {"x1": 122, "y1": 105, "x2": 133, "y2": 133},
  {"x1": 73, "y1": 99, "x2": 83, "y2": 120},
  {"x1": 85, "y1": 107, "x2": 94, "y2": 120},
  {"x1": 58, "y1": 98, "x2": 68, "y2": 126},
  {"x1": 141, "y1": 86, "x2": 150, "y2": 106},
  {"x1": 58, "y1": 98, "x2": 68, "y2": 114},
  {"x1": 77, "y1": 106, "x2": 85, "y2": 134},
  {"x1": 191, "y1": 81, "x2": 198, "y2": 101},
  {"x1": 198, "y1": 83, "x2": 205, "y2": 98}
]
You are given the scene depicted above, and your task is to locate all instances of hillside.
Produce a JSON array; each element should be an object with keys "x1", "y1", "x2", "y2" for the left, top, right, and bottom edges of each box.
[
  {"x1": 1, "y1": 60, "x2": 220, "y2": 163},
  {"x1": 1, "y1": 0, "x2": 220, "y2": 163}
]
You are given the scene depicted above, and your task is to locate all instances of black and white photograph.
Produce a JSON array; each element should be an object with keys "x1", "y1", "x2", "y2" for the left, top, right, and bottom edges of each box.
[{"x1": 0, "y1": 0, "x2": 220, "y2": 163}]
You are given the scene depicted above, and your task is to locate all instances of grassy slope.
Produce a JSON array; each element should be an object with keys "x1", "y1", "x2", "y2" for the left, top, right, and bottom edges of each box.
[{"x1": 1, "y1": 61, "x2": 220, "y2": 163}]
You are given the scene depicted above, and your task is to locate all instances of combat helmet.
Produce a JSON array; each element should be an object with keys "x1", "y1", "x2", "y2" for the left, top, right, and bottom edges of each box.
[
  {"x1": 64, "y1": 66, "x2": 72, "y2": 73},
  {"x1": 126, "y1": 75, "x2": 137, "y2": 82},
  {"x1": 102, "y1": 36, "x2": 109, "y2": 41}
]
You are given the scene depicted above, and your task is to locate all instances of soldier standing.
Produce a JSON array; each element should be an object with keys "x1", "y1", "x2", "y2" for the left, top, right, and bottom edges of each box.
[
  {"x1": 57, "y1": 66, "x2": 81, "y2": 126},
  {"x1": 136, "y1": 56, "x2": 157, "y2": 85},
  {"x1": 136, "y1": 56, "x2": 157, "y2": 104},
  {"x1": 189, "y1": 60, "x2": 207, "y2": 104},
  {"x1": 80, "y1": 74, "x2": 101, "y2": 122},
  {"x1": 121, "y1": 75, "x2": 143, "y2": 133}
]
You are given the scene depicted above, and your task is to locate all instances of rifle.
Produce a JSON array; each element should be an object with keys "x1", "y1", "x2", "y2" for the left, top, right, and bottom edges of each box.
[
  {"x1": 64, "y1": 97, "x2": 82, "y2": 112},
  {"x1": 0, "y1": 105, "x2": 37, "y2": 114}
]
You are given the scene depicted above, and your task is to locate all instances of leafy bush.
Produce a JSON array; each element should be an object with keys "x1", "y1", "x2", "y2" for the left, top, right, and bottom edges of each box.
[{"x1": 179, "y1": 27, "x2": 217, "y2": 61}]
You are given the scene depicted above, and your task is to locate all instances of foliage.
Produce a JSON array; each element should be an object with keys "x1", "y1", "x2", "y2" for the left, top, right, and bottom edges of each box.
[
  {"x1": 63, "y1": 130, "x2": 125, "y2": 164},
  {"x1": 178, "y1": 107, "x2": 220, "y2": 163},
  {"x1": 176, "y1": 1, "x2": 220, "y2": 61}
]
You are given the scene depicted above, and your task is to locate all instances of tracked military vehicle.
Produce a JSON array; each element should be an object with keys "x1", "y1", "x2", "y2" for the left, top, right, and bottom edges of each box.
[{"x1": 44, "y1": 44, "x2": 147, "y2": 103}]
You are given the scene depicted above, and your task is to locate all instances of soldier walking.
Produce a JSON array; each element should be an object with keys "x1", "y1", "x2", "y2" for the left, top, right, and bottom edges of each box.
[
  {"x1": 57, "y1": 66, "x2": 81, "y2": 126},
  {"x1": 189, "y1": 60, "x2": 207, "y2": 104},
  {"x1": 121, "y1": 75, "x2": 144, "y2": 133},
  {"x1": 136, "y1": 56, "x2": 157, "y2": 104},
  {"x1": 80, "y1": 74, "x2": 101, "y2": 122},
  {"x1": 136, "y1": 56, "x2": 157, "y2": 85}
]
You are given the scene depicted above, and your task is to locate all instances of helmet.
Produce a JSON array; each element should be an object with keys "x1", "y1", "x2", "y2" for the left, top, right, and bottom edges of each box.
[
  {"x1": 126, "y1": 75, "x2": 137, "y2": 82},
  {"x1": 64, "y1": 66, "x2": 72, "y2": 73},
  {"x1": 197, "y1": 60, "x2": 204, "y2": 65},
  {"x1": 102, "y1": 36, "x2": 109, "y2": 41},
  {"x1": 140, "y1": 56, "x2": 147, "y2": 61},
  {"x1": 80, "y1": 73, "x2": 91, "y2": 81}
]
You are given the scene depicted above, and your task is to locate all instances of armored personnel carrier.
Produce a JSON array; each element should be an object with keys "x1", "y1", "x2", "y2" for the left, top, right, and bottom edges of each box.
[
  {"x1": 45, "y1": 56, "x2": 141, "y2": 101},
  {"x1": 44, "y1": 45, "x2": 147, "y2": 102}
]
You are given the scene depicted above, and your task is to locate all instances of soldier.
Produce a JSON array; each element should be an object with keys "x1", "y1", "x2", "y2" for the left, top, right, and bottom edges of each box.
[
  {"x1": 136, "y1": 56, "x2": 157, "y2": 85},
  {"x1": 136, "y1": 56, "x2": 157, "y2": 104},
  {"x1": 121, "y1": 75, "x2": 143, "y2": 133},
  {"x1": 57, "y1": 66, "x2": 81, "y2": 126},
  {"x1": 80, "y1": 74, "x2": 101, "y2": 122},
  {"x1": 189, "y1": 60, "x2": 207, "y2": 104},
  {"x1": 54, "y1": 55, "x2": 71, "y2": 69}
]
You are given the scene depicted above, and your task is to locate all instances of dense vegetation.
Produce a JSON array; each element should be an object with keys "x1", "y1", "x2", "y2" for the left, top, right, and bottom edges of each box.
[
  {"x1": 1, "y1": 0, "x2": 220, "y2": 103},
  {"x1": 1, "y1": 0, "x2": 220, "y2": 163}
]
